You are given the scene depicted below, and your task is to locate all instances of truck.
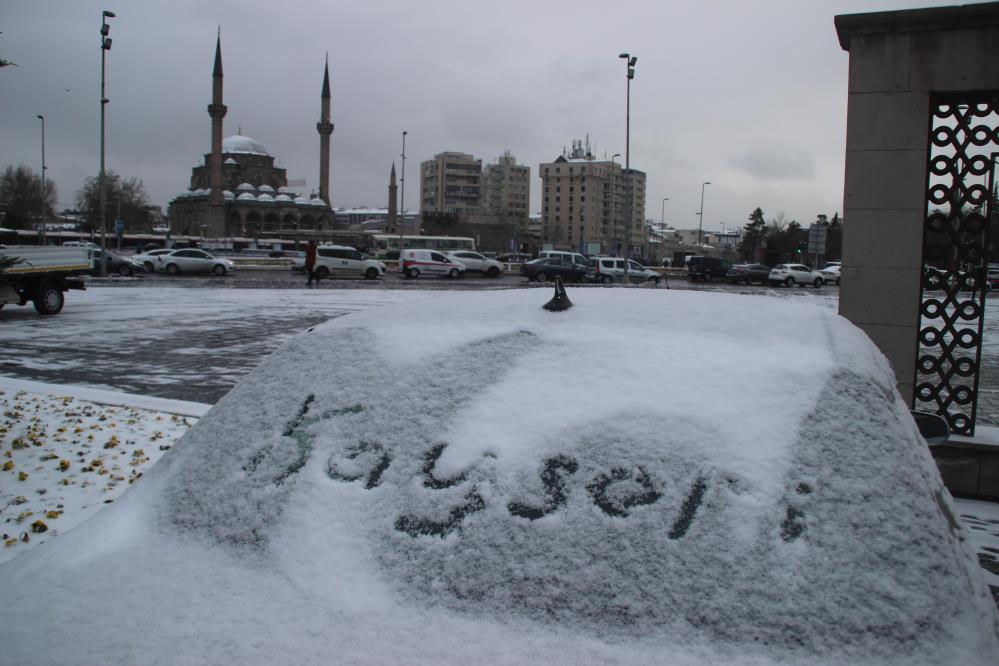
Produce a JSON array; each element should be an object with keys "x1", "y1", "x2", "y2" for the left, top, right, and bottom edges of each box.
[{"x1": 0, "y1": 245, "x2": 93, "y2": 315}]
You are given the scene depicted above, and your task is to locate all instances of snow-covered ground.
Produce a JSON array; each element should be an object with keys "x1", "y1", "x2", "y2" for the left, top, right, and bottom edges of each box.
[{"x1": 0, "y1": 288, "x2": 996, "y2": 665}]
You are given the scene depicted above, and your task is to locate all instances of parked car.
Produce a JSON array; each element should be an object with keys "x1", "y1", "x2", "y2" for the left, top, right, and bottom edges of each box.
[
  {"x1": 498, "y1": 252, "x2": 533, "y2": 263},
  {"x1": 89, "y1": 249, "x2": 144, "y2": 277},
  {"x1": 687, "y1": 256, "x2": 732, "y2": 281},
  {"x1": 445, "y1": 251, "x2": 503, "y2": 278},
  {"x1": 309, "y1": 245, "x2": 385, "y2": 280},
  {"x1": 585, "y1": 257, "x2": 662, "y2": 285},
  {"x1": 155, "y1": 248, "x2": 236, "y2": 275},
  {"x1": 768, "y1": 264, "x2": 824, "y2": 288},
  {"x1": 132, "y1": 248, "x2": 175, "y2": 272},
  {"x1": 519, "y1": 257, "x2": 588, "y2": 283},
  {"x1": 819, "y1": 264, "x2": 842, "y2": 285},
  {"x1": 726, "y1": 263, "x2": 771, "y2": 285},
  {"x1": 399, "y1": 249, "x2": 465, "y2": 278},
  {"x1": 537, "y1": 250, "x2": 590, "y2": 269}
]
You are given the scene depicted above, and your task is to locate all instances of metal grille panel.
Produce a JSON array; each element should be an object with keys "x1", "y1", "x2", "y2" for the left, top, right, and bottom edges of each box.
[{"x1": 915, "y1": 94, "x2": 999, "y2": 435}]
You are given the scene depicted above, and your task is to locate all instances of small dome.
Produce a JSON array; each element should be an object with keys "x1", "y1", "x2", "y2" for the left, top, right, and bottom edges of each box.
[
  {"x1": 310, "y1": 197, "x2": 326, "y2": 206},
  {"x1": 278, "y1": 186, "x2": 294, "y2": 194},
  {"x1": 257, "y1": 194, "x2": 275, "y2": 203},
  {"x1": 223, "y1": 190, "x2": 235, "y2": 200},
  {"x1": 258, "y1": 184, "x2": 275, "y2": 193},
  {"x1": 236, "y1": 182, "x2": 256, "y2": 192},
  {"x1": 294, "y1": 197, "x2": 309, "y2": 205},
  {"x1": 275, "y1": 194, "x2": 293, "y2": 202},
  {"x1": 223, "y1": 134, "x2": 269, "y2": 156},
  {"x1": 223, "y1": 157, "x2": 237, "y2": 165},
  {"x1": 194, "y1": 188, "x2": 209, "y2": 196},
  {"x1": 236, "y1": 192, "x2": 257, "y2": 201}
]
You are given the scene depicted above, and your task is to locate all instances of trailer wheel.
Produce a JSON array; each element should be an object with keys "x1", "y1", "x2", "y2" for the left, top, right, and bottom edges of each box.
[{"x1": 33, "y1": 281, "x2": 64, "y2": 315}]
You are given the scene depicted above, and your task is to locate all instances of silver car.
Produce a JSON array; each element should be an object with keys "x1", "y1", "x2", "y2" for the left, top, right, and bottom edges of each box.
[
  {"x1": 768, "y1": 263, "x2": 824, "y2": 288},
  {"x1": 155, "y1": 248, "x2": 235, "y2": 275}
]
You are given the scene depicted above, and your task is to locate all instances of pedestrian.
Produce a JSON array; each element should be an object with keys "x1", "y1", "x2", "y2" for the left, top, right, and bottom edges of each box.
[{"x1": 305, "y1": 239, "x2": 318, "y2": 286}]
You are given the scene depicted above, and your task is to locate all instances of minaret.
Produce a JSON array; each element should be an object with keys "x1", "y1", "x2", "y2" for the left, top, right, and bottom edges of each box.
[
  {"x1": 207, "y1": 30, "x2": 227, "y2": 234},
  {"x1": 388, "y1": 162, "x2": 398, "y2": 231},
  {"x1": 317, "y1": 55, "x2": 334, "y2": 206}
]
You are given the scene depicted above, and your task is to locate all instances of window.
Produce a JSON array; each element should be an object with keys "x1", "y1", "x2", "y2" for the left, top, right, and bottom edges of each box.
[{"x1": 431, "y1": 252, "x2": 447, "y2": 262}]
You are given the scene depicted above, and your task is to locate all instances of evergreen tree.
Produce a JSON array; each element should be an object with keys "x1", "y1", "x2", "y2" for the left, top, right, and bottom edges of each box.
[{"x1": 738, "y1": 207, "x2": 767, "y2": 261}]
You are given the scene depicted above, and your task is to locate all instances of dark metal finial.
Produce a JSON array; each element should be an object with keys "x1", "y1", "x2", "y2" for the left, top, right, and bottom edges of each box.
[{"x1": 543, "y1": 276, "x2": 573, "y2": 312}]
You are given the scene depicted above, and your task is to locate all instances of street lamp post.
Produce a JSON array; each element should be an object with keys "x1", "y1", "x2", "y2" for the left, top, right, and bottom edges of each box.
[
  {"x1": 37, "y1": 114, "x2": 46, "y2": 245},
  {"x1": 98, "y1": 9, "x2": 115, "y2": 277},
  {"x1": 399, "y1": 130, "x2": 407, "y2": 243},
  {"x1": 619, "y1": 52, "x2": 636, "y2": 281},
  {"x1": 697, "y1": 180, "x2": 710, "y2": 247}
]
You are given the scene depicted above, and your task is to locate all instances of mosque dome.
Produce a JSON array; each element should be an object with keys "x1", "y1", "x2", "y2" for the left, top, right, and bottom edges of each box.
[
  {"x1": 257, "y1": 194, "x2": 275, "y2": 203},
  {"x1": 275, "y1": 194, "x2": 293, "y2": 203},
  {"x1": 258, "y1": 184, "x2": 275, "y2": 194},
  {"x1": 223, "y1": 157, "x2": 237, "y2": 165},
  {"x1": 236, "y1": 192, "x2": 257, "y2": 202},
  {"x1": 223, "y1": 135, "x2": 270, "y2": 156},
  {"x1": 294, "y1": 197, "x2": 309, "y2": 205},
  {"x1": 310, "y1": 197, "x2": 327, "y2": 206},
  {"x1": 236, "y1": 182, "x2": 256, "y2": 192},
  {"x1": 223, "y1": 190, "x2": 235, "y2": 200}
]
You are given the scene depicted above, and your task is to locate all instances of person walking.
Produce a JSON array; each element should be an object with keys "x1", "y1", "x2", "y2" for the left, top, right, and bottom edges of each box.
[{"x1": 305, "y1": 239, "x2": 318, "y2": 286}]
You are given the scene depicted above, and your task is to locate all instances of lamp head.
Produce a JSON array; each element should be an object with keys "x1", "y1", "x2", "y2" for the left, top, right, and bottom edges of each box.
[
  {"x1": 629, "y1": 56, "x2": 637, "y2": 66},
  {"x1": 103, "y1": 10, "x2": 115, "y2": 17},
  {"x1": 619, "y1": 52, "x2": 629, "y2": 59},
  {"x1": 37, "y1": 114, "x2": 43, "y2": 120}
]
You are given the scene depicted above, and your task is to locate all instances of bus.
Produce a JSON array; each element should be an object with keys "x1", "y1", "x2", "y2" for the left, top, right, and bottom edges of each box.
[{"x1": 369, "y1": 234, "x2": 476, "y2": 259}]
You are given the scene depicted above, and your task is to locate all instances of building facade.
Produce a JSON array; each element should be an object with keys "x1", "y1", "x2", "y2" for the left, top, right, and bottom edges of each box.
[
  {"x1": 420, "y1": 152, "x2": 482, "y2": 216},
  {"x1": 482, "y1": 151, "x2": 530, "y2": 220},
  {"x1": 539, "y1": 139, "x2": 646, "y2": 257},
  {"x1": 168, "y1": 36, "x2": 334, "y2": 238}
]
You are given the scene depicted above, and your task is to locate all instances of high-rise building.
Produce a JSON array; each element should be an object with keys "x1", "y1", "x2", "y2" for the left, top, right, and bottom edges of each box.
[
  {"x1": 420, "y1": 152, "x2": 482, "y2": 216},
  {"x1": 538, "y1": 139, "x2": 646, "y2": 256},
  {"x1": 482, "y1": 151, "x2": 530, "y2": 220}
]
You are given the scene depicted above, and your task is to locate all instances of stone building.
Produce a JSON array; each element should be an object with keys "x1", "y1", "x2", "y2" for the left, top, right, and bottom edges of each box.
[
  {"x1": 539, "y1": 139, "x2": 646, "y2": 257},
  {"x1": 168, "y1": 36, "x2": 334, "y2": 238}
]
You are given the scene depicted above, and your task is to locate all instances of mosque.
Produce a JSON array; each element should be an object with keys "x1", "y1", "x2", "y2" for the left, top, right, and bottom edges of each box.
[{"x1": 167, "y1": 35, "x2": 334, "y2": 238}]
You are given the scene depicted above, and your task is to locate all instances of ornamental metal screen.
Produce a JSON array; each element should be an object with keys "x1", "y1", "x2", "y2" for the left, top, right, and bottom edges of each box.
[{"x1": 915, "y1": 93, "x2": 999, "y2": 435}]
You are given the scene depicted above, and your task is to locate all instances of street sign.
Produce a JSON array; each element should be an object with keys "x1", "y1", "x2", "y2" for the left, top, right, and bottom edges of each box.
[{"x1": 808, "y1": 223, "x2": 827, "y2": 255}]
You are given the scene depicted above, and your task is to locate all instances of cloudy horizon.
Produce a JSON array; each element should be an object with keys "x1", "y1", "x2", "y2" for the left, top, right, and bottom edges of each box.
[{"x1": 1, "y1": 0, "x2": 969, "y2": 232}]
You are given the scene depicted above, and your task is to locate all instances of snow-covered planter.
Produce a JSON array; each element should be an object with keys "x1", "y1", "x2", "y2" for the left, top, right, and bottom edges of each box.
[{"x1": 2, "y1": 289, "x2": 997, "y2": 665}]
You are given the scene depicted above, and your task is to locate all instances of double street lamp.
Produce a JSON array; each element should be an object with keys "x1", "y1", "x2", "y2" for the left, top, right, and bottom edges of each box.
[
  {"x1": 619, "y1": 52, "x2": 636, "y2": 279},
  {"x1": 696, "y1": 180, "x2": 710, "y2": 247},
  {"x1": 37, "y1": 114, "x2": 46, "y2": 245},
  {"x1": 98, "y1": 9, "x2": 115, "y2": 277}
]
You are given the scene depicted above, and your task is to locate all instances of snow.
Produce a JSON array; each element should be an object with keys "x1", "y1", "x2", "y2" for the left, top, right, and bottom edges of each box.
[{"x1": 0, "y1": 288, "x2": 997, "y2": 665}]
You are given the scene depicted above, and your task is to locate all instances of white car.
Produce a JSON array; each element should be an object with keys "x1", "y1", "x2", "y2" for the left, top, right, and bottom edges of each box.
[
  {"x1": 155, "y1": 248, "x2": 235, "y2": 275},
  {"x1": 585, "y1": 256, "x2": 662, "y2": 285},
  {"x1": 400, "y1": 249, "x2": 466, "y2": 278},
  {"x1": 768, "y1": 263, "x2": 824, "y2": 288},
  {"x1": 819, "y1": 264, "x2": 842, "y2": 285},
  {"x1": 131, "y1": 248, "x2": 175, "y2": 272},
  {"x1": 444, "y1": 251, "x2": 503, "y2": 278},
  {"x1": 310, "y1": 245, "x2": 385, "y2": 280}
]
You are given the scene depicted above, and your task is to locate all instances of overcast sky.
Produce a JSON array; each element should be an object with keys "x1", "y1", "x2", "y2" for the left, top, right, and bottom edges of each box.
[{"x1": 1, "y1": 0, "x2": 969, "y2": 233}]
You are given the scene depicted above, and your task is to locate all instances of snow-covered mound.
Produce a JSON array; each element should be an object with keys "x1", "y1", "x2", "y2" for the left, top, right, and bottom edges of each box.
[{"x1": 1, "y1": 289, "x2": 996, "y2": 665}]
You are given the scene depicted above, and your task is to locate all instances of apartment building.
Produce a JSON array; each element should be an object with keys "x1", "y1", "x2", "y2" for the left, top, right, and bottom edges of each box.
[
  {"x1": 482, "y1": 151, "x2": 530, "y2": 220},
  {"x1": 539, "y1": 139, "x2": 646, "y2": 256},
  {"x1": 420, "y1": 152, "x2": 482, "y2": 216}
]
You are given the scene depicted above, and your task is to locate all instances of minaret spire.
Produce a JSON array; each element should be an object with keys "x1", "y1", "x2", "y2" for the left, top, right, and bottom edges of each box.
[
  {"x1": 388, "y1": 162, "x2": 398, "y2": 231},
  {"x1": 207, "y1": 29, "x2": 228, "y2": 235},
  {"x1": 317, "y1": 53, "x2": 334, "y2": 207}
]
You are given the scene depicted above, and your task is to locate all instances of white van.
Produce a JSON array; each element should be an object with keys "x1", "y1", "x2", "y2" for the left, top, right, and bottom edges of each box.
[
  {"x1": 537, "y1": 250, "x2": 589, "y2": 269},
  {"x1": 314, "y1": 245, "x2": 385, "y2": 280},
  {"x1": 400, "y1": 249, "x2": 466, "y2": 278}
]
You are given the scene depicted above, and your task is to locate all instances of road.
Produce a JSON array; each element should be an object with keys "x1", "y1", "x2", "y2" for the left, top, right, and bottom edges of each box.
[{"x1": 5, "y1": 269, "x2": 999, "y2": 430}]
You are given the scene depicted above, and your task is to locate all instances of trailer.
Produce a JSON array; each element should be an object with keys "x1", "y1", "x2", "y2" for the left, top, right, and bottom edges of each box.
[{"x1": 0, "y1": 245, "x2": 93, "y2": 315}]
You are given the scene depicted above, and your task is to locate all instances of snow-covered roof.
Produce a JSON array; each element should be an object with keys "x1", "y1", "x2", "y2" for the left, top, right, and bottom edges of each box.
[
  {"x1": 309, "y1": 197, "x2": 326, "y2": 206},
  {"x1": 223, "y1": 134, "x2": 269, "y2": 156},
  {"x1": 236, "y1": 182, "x2": 255, "y2": 192},
  {"x1": 258, "y1": 184, "x2": 275, "y2": 194},
  {"x1": 294, "y1": 197, "x2": 309, "y2": 205},
  {"x1": 278, "y1": 186, "x2": 295, "y2": 194},
  {"x1": 1, "y1": 290, "x2": 994, "y2": 665},
  {"x1": 235, "y1": 192, "x2": 256, "y2": 201},
  {"x1": 275, "y1": 194, "x2": 292, "y2": 202},
  {"x1": 223, "y1": 190, "x2": 235, "y2": 200},
  {"x1": 223, "y1": 157, "x2": 237, "y2": 165},
  {"x1": 256, "y1": 193, "x2": 275, "y2": 203}
]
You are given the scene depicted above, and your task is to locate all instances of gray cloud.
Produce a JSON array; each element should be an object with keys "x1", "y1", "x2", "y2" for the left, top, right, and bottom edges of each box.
[{"x1": 728, "y1": 149, "x2": 817, "y2": 181}]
